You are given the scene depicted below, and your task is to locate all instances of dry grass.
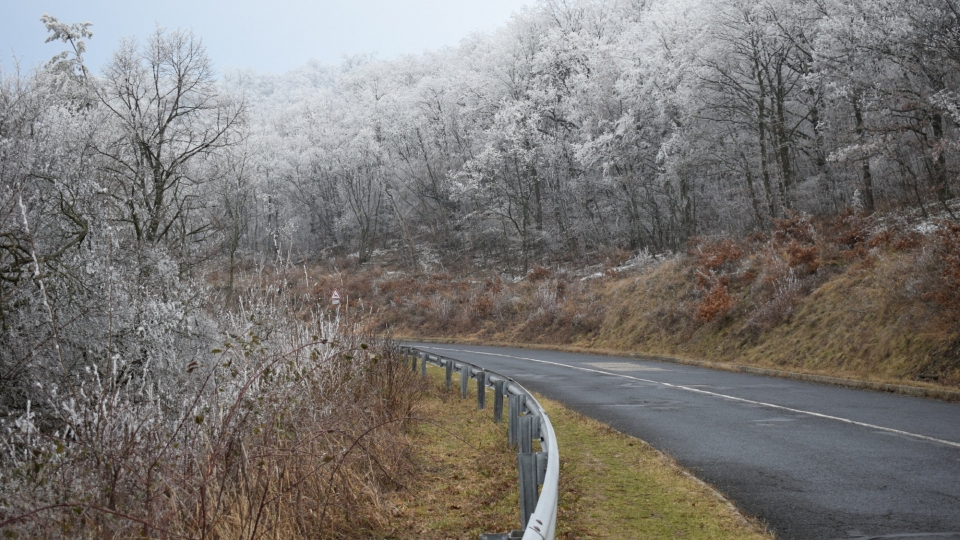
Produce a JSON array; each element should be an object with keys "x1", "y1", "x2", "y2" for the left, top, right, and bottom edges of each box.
[
  {"x1": 326, "y1": 211, "x2": 960, "y2": 390},
  {"x1": 394, "y1": 366, "x2": 772, "y2": 539},
  {"x1": 382, "y1": 367, "x2": 519, "y2": 539},
  {"x1": 589, "y1": 220, "x2": 960, "y2": 387}
]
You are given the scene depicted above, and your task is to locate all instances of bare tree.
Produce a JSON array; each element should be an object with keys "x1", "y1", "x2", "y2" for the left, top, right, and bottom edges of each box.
[{"x1": 96, "y1": 28, "x2": 244, "y2": 251}]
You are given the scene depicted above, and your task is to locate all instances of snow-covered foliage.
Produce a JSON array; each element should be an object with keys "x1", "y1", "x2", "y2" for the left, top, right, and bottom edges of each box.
[
  {"x1": 1, "y1": 22, "x2": 421, "y2": 536},
  {"x1": 216, "y1": 0, "x2": 960, "y2": 274}
]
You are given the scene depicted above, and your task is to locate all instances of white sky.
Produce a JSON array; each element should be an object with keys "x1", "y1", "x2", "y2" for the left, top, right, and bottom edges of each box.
[{"x1": 1, "y1": 0, "x2": 535, "y2": 74}]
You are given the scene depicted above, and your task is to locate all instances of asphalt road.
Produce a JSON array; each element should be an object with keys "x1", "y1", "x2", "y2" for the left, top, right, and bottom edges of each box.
[{"x1": 407, "y1": 343, "x2": 960, "y2": 540}]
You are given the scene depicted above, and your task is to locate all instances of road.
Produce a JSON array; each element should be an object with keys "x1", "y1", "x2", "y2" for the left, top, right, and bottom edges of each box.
[{"x1": 407, "y1": 343, "x2": 960, "y2": 540}]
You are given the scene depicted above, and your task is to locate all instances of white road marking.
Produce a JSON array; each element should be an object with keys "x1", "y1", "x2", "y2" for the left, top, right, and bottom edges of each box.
[
  {"x1": 422, "y1": 346, "x2": 960, "y2": 450},
  {"x1": 585, "y1": 362, "x2": 668, "y2": 372}
]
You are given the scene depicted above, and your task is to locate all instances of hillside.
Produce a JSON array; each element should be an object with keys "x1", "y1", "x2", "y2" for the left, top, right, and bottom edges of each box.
[{"x1": 313, "y1": 209, "x2": 960, "y2": 391}]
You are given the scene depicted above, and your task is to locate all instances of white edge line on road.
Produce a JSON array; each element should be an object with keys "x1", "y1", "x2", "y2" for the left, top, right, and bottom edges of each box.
[{"x1": 422, "y1": 346, "x2": 960, "y2": 450}]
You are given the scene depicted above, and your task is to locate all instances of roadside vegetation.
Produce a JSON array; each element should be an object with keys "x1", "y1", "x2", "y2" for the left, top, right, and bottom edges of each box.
[
  {"x1": 1, "y1": 20, "x2": 427, "y2": 538},
  {"x1": 0, "y1": 264, "x2": 426, "y2": 538},
  {"x1": 399, "y1": 367, "x2": 773, "y2": 539},
  {"x1": 384, "y1": 369, "x2": 519, "y2": 538},
  {"x1": 308, "y1": 206, "x2": 960, "y2": 390}
]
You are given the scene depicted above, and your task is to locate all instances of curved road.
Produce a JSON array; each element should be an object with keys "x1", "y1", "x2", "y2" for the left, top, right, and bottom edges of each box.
[{"x1": 408, "y1": 343, "x2": 960, "y2": 540}]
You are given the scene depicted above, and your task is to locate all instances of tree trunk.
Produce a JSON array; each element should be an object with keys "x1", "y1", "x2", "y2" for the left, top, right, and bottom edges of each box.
[{"x1": 852, "y1": 97, "x2": 875, "y2": 214}]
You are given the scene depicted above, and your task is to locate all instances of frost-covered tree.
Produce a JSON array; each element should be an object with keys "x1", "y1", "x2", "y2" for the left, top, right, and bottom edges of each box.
[
  {"x1": 219, "y1": 0, "x2": 960, "y2": 269},
  {"x1": 97, "y1": 28, "x2": 244, "y2": 253}
]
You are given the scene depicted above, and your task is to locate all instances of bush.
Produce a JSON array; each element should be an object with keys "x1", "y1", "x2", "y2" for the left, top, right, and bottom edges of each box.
[
  {"x1": 924, "y1": 221, "x2": 960, "y2": 320},
  {"x1": 689, "y1": 238, "x2": 744, "y2": 272},
  {"x1": 0, "y1": 269, "x2": 423, "y2": 539},
  {"x1": 528, "y1": 265, "x2": 552, "y2": 282},
  {"x1": 695, "y1": 273, "x2": 734, "y2": 322},
  {"x1": 784, "y1": 241, "x2": 821, "y2": 274},
  {"x1": 471, "y1": 294, "x2": 495, "y2": 320}
]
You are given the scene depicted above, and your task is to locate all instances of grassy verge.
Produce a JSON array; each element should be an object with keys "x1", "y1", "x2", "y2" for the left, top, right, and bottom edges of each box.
[
  {"x1": 383, "y1": 368, "x2": 519, "y2": 539},
  {"x1": 390, "y1": 366, "x2": 772, "y2": 539},
  {"x1": 544, "y1": 395, "x2": 771, "y2": 539}
]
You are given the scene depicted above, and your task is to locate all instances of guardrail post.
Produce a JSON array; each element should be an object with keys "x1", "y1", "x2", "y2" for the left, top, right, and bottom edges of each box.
[
  {"x1": 518, "y1": 414, "x2": 539, "y2": 454},
  {"x1": 420, "y1": 352, "x2": 428, "y2": 378},
  {"x1": 411, "y1": 352, "x2": 417, "y2": 372},
  {"x1": 476, "y1": 371, "x2": 486, "y2": 410},
  {"x1": 493, "y1": 380, "x2": 504, "y2": 423},
  {"x1": 508, "y1": 394, "x2": 523, "y2": 447},
  {"x1": 460, "y1": 364, "x2": 469, "y2": 399},
  {"x1": 518, "y1": 452, "x2": 539, "y2": 528},
  {"x1": 444, "y1": 357, "x2": 453, "y2": 390},
  {"x1": 536, "y1": 451, "x2": 548, "y2": 485}
]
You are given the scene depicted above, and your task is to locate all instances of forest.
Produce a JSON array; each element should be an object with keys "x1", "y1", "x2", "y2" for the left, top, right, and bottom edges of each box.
[
  {"x1": 218, "y1": 0, "x2": 960, "y2": 271},
  {"x1": 2, "y1": 0, "x2": 959, "y2": 536}
]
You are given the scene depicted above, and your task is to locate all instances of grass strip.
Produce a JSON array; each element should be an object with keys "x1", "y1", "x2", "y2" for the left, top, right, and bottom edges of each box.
[
  {"x1": 382, "y1": 367, "x2": 519, "y2": 539},
  {"x1": 387, "y1": 365, "x2": 772, "y2": 539},
  {"x1": 543, "y1": 395, "x2": 772, "y2": 539}
]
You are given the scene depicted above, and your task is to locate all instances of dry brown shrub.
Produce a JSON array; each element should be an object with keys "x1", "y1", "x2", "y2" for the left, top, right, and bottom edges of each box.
[
  {"x1": 344, "y1": 273, "x2": 374, "y2": 300},
  {"x1": 418, "y1": 279, "x2": 442, "y2": 296},
  {"x1": 923, "y1": 221, "x2": 960, "y2": 318},
  {"x1": 838, "y1": 244, "x2": 869, "y2": 262},
  {"x1": 485, "y1": 274, "x2": 504, "y2": 294},
  {"x1": 696, "y1": 278, "x2": 735, "y2": 322},
  {"x1": 687, "y1": 238, "x2": 746, "y2": 323},
  {"x1": 785, "y1": 241, "x2": 821, "y2": 274},
  {"x1": 893, "y1": 231, "x2": 924, "y2": 251},
  {"x1": 821, "y1": 209, "x2": 871, "y2": 249},
  {"x1": 867, "y1": 229, "x2": 893, "y2": 248},
  {"x1": 375, "y1": 276, "x2": 409, "y2": 296},
  {"x1": 471, "y1": 294, "x2": 494, "y2": 320},
  {"x1": 528, "y1": 265, "x2": 552, "y2": 282},
  {"x1": 773, "y1": 211, "x2": 817, "y2": 245},
  {"x1": 747, "y1": 231, "x2": 770, "y2": 244},
  {"x1": 689, "y1": 237, "x2": 744, "y2": 272},
  {"x1": 834, "y1": 225, "x2": 867, "y2": 247},
  {"x1": 694, "y1": 271, "x2": 735, "y2": 322}
]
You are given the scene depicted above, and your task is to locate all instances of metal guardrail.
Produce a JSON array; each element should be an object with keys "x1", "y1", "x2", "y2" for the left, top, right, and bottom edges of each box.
[{"x1": 400, "y1": 346, "x2": 559, "y2": 540}]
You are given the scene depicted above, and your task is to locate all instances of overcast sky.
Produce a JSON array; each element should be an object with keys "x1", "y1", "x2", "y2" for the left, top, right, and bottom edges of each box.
[{"x1": 2, "y1": 0, "x2": 535, "y2": 75}]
